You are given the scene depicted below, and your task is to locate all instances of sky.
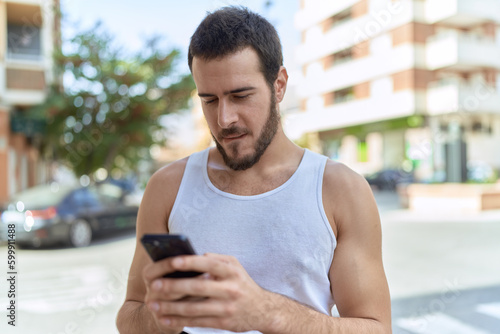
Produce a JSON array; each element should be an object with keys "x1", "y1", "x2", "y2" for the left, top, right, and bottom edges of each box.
[{"x1": 60, "y1": 0, "x2": 301, "y2": 74}]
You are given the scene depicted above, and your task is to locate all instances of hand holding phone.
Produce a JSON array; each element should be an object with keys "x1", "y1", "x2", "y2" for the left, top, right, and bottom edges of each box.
[{"x1": 141, "y1": 234, "x2": 203, "y2": 278}]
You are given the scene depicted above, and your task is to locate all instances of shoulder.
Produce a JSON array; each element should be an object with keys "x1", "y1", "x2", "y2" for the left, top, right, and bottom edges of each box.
[
  {"x1": 148, "y1": 156, "x2": 189, "y2": 193},
  {"x1": 322, "y1": 159, "x2": 370, "y2": 197},
  {"x1": 136, "y1": 156, "x2": 190, "y2": 232},
  {"x1": 322, "y1": 159, "x2": 379, "y2": 238}
]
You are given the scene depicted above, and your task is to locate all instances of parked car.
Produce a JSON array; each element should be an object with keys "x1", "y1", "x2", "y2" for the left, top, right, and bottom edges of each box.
[
  {"x1": 365, "y1": 169, "x2": 414, "y2": 191},
  {"x1": 0, "y1": 181, "x2": 139, "y2": 248}
]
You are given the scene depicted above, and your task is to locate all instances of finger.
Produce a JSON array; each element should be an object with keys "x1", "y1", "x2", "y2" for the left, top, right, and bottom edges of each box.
[
  {"x1": 148, "y1": 277, "x2": 233, "y2": 301},
  {"x1": 156, "y1": 315, "x2": 220, "y2": 331},
  {"x1": 145, "y1": 272, "x2": 211, "y2": 302},
  {"x1": 151, "y1": 298, "x2": 227, "y2": 318},
  {"x1": 204, "y1": 253, "x2": 239, "y2": 264},
  {"x1": 143, "y1": 255, "x2": 197, "y2": 284},
  {"x1": 145, "y1": 284, "x2": 187, "y2": 303},
  {"x1": 171, "y1": 254, "x2": 237, "y2": 279}
]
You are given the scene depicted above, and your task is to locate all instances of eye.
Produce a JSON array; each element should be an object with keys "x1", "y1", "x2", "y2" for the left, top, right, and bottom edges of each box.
[
  {"x1": 234, "y1": 94, "x2": 250, "y2": 100},
  {"x1": 203, "y1": 99, "x2": 217, "y2": 105}
]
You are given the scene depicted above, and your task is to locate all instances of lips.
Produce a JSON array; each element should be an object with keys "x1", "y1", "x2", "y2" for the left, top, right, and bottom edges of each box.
[
  {"x1": 224, "y1": 133, "x2": 244, "y2": 139},
  {"x1": 222, "y1": 133, "x2": 246, "y2": 141}
]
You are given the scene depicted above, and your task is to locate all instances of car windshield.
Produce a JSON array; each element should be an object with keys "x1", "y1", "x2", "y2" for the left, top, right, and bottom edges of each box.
[{"x1": 10, "y1": 183, "x2": 77, "y2": 209}]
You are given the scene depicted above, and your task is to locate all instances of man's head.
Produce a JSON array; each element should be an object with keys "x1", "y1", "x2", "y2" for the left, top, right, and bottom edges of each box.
[
  {"x1": 189, "y1": 7, "x2": 288, "y2": 171},
  {"x1": 188, "y1": 6, "x2": 283, "y2": 90}
]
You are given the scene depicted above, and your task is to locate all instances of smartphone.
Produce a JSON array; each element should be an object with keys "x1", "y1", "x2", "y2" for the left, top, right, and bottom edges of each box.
[{"x1": 141, "y1": 234, "x2": 203, "y2": 278}]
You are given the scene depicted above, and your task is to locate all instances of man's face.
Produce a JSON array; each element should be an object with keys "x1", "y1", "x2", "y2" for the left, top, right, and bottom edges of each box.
[{"x1": 192, "y1": 48, "x2": 280, "y2": 171}]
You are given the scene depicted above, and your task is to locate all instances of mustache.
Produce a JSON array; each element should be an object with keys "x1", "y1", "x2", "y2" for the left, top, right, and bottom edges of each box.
[{"x1": 217, "y1": 127, "x2": 248, "y2": 140}]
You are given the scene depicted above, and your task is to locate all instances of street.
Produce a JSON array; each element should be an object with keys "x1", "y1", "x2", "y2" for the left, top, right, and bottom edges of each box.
[
  {"x1": 0, "y1": 191, "x2": 499, "y2": 333},
  {"x1": 376, "y1": 191, "x2": 500, "y2": 334},
  {"x1": 0, "y1": 230, "x2": 136, "y2": 334}
]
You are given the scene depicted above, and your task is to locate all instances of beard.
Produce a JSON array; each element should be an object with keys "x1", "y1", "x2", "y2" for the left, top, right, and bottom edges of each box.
[{"x1": 213, "y1": 92, "x2": 280, "y2": 171}]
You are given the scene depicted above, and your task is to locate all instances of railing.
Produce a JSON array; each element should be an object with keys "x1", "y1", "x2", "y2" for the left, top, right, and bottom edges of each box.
[
  {"x1": 426, "y1": 30, "x2": 500, "y2": 70},
  {"x1": 6, "y1": 49, "x2": 43, "y2": 62},
  {"x1": 425, "y1": 0, "x2": 500, "y2": 24},
  {"x1": 427, "y1": 78, "x2": 500, "y2": 114}
]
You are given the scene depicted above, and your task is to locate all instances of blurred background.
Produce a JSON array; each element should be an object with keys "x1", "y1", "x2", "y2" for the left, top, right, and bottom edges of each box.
[{"x1": 0, "y1": 0, "x2": 499, "y2": 333}]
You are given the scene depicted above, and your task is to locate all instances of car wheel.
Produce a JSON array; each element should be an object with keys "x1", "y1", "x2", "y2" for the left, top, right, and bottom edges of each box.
[
  {"x1": 16, "y1": 241, "x2": 33, "y2": 249},
  {"x1": 68, "y1": 219, "x2": 92, "y2": 247}
]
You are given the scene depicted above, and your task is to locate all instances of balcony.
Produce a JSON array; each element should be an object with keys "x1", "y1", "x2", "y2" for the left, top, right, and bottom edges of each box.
[
  {"x1": 427, "y1": 78, "x2": 500, "y2": 115},
  {"x1": 299, "y1": 43, "x2": 417, "y2": 98},
  {"x1": 426, "y1": 31, "x2": 500, "y2": 71},
  {"x1": 295, "y1": 0, "x2": 359, "y2": 31},
  {"x1": 284, "y1": 90, "x2": 419, "y2": 138},
  {"x1": 1, "y1": 66, "x2": 47, "y2": 105},
  {"x1": 425, "y1": 0, "x2": 500, "y2": 26},
  {"x1": 1, "y1": 1, "x2": 54, "y2": 105},
  {"x1": 296, "y1": 1, "x2": 415, "y2": 66}
]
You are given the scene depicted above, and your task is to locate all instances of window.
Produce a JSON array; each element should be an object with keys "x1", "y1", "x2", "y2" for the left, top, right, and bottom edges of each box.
[
  {"x1": 322, "y1": 9, "x2": 352, "y2": 32},
  {"x1": 323, "y1": 48, "x2": 353, "y2": 70},
  {"x1": 324, "y1": 87, "x2": 356, "y2": 106},
  {"x1": 333, "y1": 48, "x2": 353, "y2": 66},
  {"x1": 72, "y1": 188, "x2": 100, "y2": 207},
  {"x1": 96, "y1": 184, "x2": 123, "y2": 205},
  {"x1": 334, "y1": 87, "x2": 355, "y2": 104},
  {"x1": 7, "y1": 24, "x2": 42, "y2": 60}
]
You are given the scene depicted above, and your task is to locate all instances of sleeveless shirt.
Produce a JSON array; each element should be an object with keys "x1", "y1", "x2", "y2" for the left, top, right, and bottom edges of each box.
[{"x1": 168, "y1": 148, "x2": 337, "y2": 334}]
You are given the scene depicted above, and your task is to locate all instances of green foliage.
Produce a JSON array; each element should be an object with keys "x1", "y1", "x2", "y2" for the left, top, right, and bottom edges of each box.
[
  {"x1": 30, "y1": 22, "x2": 195, "y2": 178},
  {"x1": 466, "y1": 169, "x2": 498, "y2": 184}
]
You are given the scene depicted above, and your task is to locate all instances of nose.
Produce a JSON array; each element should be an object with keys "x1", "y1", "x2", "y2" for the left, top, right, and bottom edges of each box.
[{"x1": 217, "y1": 100, "x2": 238, "y2": 128}]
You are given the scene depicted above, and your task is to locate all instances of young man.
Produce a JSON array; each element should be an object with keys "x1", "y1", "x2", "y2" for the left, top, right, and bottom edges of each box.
[{"x1": 116, "y1": 7, "x2": 391, "y2": 334}]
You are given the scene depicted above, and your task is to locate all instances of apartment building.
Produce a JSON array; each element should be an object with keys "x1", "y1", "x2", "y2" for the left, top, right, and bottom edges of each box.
[
  {"x1": 289, "y1": 0, "x2": 500, "y2": 181},
  {"x1": 0, "y1": 0, "x2": 58, "y2": 204}
]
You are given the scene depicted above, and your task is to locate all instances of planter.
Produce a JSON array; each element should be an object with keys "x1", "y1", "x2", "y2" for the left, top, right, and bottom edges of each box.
[{"x1": 397, "y1": 183, "x2": 500, "y2": 213}]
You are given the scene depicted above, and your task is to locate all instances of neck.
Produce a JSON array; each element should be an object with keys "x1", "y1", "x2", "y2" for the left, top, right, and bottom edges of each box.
[{"x1": 207, "y1": 128, "x2": 305, "y2": 195}]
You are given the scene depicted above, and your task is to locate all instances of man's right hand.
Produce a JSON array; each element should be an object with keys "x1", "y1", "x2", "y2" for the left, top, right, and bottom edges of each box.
[{"x1": 142, "y1": 255, "x2": 207, "y2": 333}]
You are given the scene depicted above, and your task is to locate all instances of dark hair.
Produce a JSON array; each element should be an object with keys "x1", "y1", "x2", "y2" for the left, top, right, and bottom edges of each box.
[{"x1": 188, "y1": 6, "x2": 283, "y2": 88}]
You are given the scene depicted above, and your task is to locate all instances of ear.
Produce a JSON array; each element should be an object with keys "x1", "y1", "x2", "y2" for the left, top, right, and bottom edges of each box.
[{"x1": 274, "y1": 66, "x2": 288, "y2": 103}]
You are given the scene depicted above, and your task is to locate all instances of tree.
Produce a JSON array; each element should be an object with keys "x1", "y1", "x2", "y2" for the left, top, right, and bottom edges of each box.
[{"x1": 30, "y1": 22, "x2": 195, "y2": 178}]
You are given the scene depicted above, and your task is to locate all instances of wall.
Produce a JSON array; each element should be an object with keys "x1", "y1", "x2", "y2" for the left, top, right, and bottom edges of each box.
[{"x1": 0, "y1": 108, "x2": 9, "y2": 204}]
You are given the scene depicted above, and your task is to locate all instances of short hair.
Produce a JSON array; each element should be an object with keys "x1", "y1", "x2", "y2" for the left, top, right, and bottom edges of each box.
[{"x1": 188, "y1": 6, "x2": 283, "y2": 88}]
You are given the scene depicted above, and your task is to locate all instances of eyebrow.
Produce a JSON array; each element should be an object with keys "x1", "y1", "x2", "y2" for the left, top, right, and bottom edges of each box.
[{"x1": 198, "y1": 86, "x2": 256, "y2": 98}]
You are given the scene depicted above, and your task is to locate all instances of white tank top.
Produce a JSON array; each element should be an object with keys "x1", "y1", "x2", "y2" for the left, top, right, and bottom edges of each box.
[{"x1": 168, "y1": 148, "x2": 337, "y2": 334}]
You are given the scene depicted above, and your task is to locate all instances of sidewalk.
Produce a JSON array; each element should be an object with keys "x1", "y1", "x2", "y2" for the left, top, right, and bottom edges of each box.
[{"x1": 373, "y1": 190, "x2": 500, "y2": 299}]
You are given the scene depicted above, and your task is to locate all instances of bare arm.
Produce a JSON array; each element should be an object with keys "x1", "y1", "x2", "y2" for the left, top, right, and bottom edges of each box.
[
  {"x1": 311, "y1": 161, "x2": 391, "y2": 332},
  {"x1": 116, "y1": 159, "x2": 188, "y2": 334}
]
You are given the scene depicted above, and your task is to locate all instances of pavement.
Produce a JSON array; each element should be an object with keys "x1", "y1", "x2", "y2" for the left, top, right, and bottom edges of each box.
[
  {"x1": 374, "y1": 189, "x2": 500, "y2": 297},
  {"x1": 373, "y1": 190, "x2": 500, "y2": 334}
]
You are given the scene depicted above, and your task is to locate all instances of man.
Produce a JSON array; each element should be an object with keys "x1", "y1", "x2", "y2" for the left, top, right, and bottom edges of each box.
[{"x1": 116, "y1": 6, "x2": 391, "y2": 334}]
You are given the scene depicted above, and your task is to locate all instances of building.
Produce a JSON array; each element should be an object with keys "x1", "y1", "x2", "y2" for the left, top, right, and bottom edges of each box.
[
  {"x1": 0, "y1": 0, "x2": 58, "y2": 204},
  {"x1": 288, "y1": 0, "x2": 500, "y2": 181}
]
